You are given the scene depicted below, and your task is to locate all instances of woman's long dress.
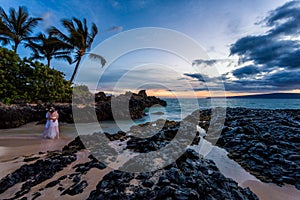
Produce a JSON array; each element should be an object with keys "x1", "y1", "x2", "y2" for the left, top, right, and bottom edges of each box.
[{"x1": 48, "y1": 111, "x2": 59, "y2": 139}]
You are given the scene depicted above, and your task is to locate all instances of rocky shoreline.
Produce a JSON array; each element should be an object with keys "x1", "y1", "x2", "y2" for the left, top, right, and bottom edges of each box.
[
  {"x1": 214, "y1": 108, "x2": 300, "y2": 190},
  {"x1": 0, "y1": 90, "x2": 166, "y2": 129},
  {"x1": 184, "y1": 108, "x2": 300, "y2": 190},
  {"x1": 0, "y1": 107, "x2": 299, "y2": 199}
]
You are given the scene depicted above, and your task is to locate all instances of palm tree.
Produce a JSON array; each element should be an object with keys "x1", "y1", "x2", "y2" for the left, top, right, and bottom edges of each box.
[
  {"x1": 0, "y1": 6, "x2": 42, "y2": 53},
  {"x1": 25, "y1": 33, "x2": 72, "y2": 68},
  {"x1": 48, "y1": 18, "x2": 106, "y2": 83}
]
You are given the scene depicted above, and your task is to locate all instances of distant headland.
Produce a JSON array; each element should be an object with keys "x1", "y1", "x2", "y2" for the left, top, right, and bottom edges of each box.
[{"x1": 207, "y1": 93, "x2": 300, "y2": 99}]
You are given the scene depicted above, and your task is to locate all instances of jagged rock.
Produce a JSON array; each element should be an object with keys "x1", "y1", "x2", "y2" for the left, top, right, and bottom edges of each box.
[
  {"x1": 210, "y1": 108, "x2": 300, "y2": 189},
  {"x1": 138, "y1": 90, "x2": 147, "y2": 98},
  {"x1": 0, "y1": 151, "x2": 77, "y2": 197},
  {"x1": 0, "y1": 90, "x2": 167, "y2": 128},
  {"x1": 88, "y1": 149, "x2": 258, "y2": 200},
  {"x1": 95, "y1": 91, "x2": 108, "y2": 102}
]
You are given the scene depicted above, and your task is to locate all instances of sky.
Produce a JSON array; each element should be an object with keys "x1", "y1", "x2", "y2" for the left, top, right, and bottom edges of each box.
[{"x1": 1, "y1": 0, "x2": 299, "y2": 97}]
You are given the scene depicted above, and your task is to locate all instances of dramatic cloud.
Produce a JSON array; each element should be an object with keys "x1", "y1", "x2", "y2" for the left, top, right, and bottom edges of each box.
[
  {"x1": 183, "y1": 73, "x2": 227, "y2": 92},
  {"x1": 266, "y1": 70, "x2": 300, "y2": 88},
  {"x1": 223, "y1": 69, "x2": 300, "y2": 92},
  {"x1": 184, "y1": 73, "x2": 213, "y2": 82},
  {"x1": 265, "y1": 1, "x2": 300, "y2": 36},
  {"x1": 230, "y1": 36, "x2": 298, "y2": 68},
  {"x1": 275, "y1": 49, "x2": 300, "y2": 69},
  {"x1": 227, "y1": 0, "x2": 300, "y2": 92},
  {"x1": 232, "y1": 65, "x2": 260, "y2": 79}
]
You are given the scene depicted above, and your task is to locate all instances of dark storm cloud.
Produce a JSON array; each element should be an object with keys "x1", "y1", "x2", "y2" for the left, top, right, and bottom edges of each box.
[
  {"x1": 266, "y1": 70, "x2": 300, "y2": 87},
  {"x1": 265, "y1": 1, "x2": 300, "y2": 36},
  {"x1": 232, "y1": 65, "x2": 260, "y2": 79},
  {"x1": 230, "y1": 35, "x2": 269, "y2": 56},
  {"x1": 231, "y1": 36, "x2": 298, "y2": 68},
  {"x1": 185, "y1": 68, "x2": 300, "y2": 92},
  {"x1": 224, "y1": 69, "x2": 300, "y2": 92},
  {"x1": 230, "y1": 0, "x2": 300, "y2": 69},
  {"x1": 275, "y1": 49, "x2": 300, "y2": 69},
  {"x1": 227, "y1": 1, "x2": 300, "y2": 91}
]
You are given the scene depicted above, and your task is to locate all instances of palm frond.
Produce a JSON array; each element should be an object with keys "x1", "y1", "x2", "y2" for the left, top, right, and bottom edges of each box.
[
  {"x1": 30, "y1": 53, "x2": 43, "y2": 60},
  {"x1": 22, "y1": 17, "x2": 42, "y2": 35},
  {"x1": 87, "y1": 23, "x2": 98, "y2": 49},
  {"x1": 0, "y1": 36, "x2": 9, "y2": 45},
  {"x1": 48, "y1": 26, "x2": 71, "y2": 44},
  {"x1": 73, "y1": 18, "x2": 84, "y2": 33},
  {"x1": 61, "y1": 19, "x2": 75, "y2": 34},
  {"x1": 24, "y1": 41, "x2": 41, "y2": 54},
  {"x1": 0, "y1": 7, "x2": 9, "y2": 22},
  {"x1": 54, "y1": 55, "x2": 73, "y2": 64}
]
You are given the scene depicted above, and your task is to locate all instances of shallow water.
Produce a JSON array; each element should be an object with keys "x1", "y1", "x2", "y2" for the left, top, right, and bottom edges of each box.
[{"x1": 192, "y1": 141, "x2": 300, "y2": 200}]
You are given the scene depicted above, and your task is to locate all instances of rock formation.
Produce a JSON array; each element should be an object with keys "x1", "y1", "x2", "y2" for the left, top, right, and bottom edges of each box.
[{"x1": 0, "y1": 90, "x2": 166, "y2": 129}]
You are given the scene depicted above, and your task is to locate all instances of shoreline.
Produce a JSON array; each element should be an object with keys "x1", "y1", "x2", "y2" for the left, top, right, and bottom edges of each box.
[
  {"x1": 0, "y1": 124, "x2": 299, "y2": 200},
  {"x1": 0, "y1": 122, "x2": 76, "y2": 162},
  {"x1": 0, "y1": 108, "x2": 299, "y2": 199}
]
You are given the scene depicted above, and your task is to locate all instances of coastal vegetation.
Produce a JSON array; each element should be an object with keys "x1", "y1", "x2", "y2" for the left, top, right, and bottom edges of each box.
[
  {"x1": 0, "y1": 47, "x2": 71, "y2": 104},
  {"x1": 0, "y1": 6, "x2": 106, "y2": 104}
]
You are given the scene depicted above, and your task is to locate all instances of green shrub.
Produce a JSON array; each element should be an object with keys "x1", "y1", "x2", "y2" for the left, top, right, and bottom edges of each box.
[{"x1": 0, "y1": 47, "x2": 72, "y2": 104}]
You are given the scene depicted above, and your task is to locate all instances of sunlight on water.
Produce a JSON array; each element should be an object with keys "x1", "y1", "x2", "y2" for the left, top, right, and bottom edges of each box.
[{"x1": 156, "y1": 98, "x2": 300, "y2": 121}]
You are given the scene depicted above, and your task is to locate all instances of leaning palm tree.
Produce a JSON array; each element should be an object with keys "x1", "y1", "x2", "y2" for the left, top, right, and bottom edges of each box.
[
  {"x1": 25, "y1": 33, "x2": 72, "y2": 68},
  {"x1": 0, "y1": 6, "x2": 42, "y2": 53},
  {"x1": 48, "y1": 18, "x2": 106, "y2": 83}
]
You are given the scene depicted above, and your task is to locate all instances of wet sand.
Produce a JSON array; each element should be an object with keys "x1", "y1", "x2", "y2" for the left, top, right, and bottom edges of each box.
[
  {"x1": 0, "y1": 122, "x2": 77, "y2": 162},
  {"x1": 0, "y1": 121, "x2": 125, "y2": 161}
]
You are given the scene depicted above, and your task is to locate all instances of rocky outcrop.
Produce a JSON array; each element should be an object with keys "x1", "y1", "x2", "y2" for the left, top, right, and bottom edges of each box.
[
  {"x1": 190, "y1": 108, "x2": 300, "y2": 190},
  {"x1": 0, "y1": 104, "x2": 46, "y2": 128},
  {"x1": 0, "y1": 90, "x2": 166, "y2": 129},
  {"x1": 88, "y1": 149, "x2": 258, "y2": 200}
]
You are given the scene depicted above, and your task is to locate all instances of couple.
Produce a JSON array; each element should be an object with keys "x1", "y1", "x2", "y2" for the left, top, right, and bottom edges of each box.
[{"x1": 42, "y1": 107, "x2": 60, "y2": 139}]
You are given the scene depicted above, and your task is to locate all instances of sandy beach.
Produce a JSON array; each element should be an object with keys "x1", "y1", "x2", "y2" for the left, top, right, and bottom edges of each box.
[{"x1": 0, "y1": 122, "x2": 77, "y2": 162}]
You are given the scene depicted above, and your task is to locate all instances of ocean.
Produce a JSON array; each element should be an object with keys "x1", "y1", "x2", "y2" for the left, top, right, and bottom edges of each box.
[
  {"x1": 75, "y1": 98, "x2": 300, "y2": 134},
  {"x1": 135, "y1": 98, "x2": 300, "y2": 123}
]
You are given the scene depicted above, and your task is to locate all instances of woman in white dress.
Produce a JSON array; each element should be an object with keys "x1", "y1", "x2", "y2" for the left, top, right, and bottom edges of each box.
[{"x1": 45, "y1": 107, "x2": 60, "y2": 139}]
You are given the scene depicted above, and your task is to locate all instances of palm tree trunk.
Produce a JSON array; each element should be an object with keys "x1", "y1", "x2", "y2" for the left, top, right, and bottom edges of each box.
[
  {"x1": 47, "y1": 58, "x2": 51, "y2": 68},
  {"x1": 70, "y1": 56, "x2": 82, "y2": 83},
  {"x1": 14, "y1": 42, "x2": 19, "y2": 53}
]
